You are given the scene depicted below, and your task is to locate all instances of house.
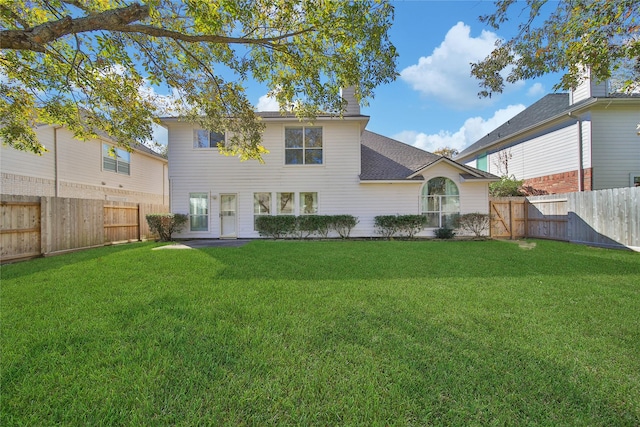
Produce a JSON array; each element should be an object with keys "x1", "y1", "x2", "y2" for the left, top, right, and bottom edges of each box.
[
  {"x1": 1, "y1": 125, "x2": 169, "y2": 204},
  {"x1": 161, "y1": 89, "x2": 497, "y2": 239},
  {"x1": 456, "y1": 70, "x2": 640, "y2": 194}
]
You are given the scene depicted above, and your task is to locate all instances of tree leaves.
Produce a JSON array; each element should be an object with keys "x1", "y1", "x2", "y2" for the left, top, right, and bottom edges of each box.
[{"x1": 1, "y1": 0, "x2": 398, "y2": 160}]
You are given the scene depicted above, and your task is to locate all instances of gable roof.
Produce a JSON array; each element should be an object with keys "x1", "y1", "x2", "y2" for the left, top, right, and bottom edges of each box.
[
  {"x1": 456, "y1": 91, "x2": 640, "y2": 160},
  {"x1": 457, "y1": 93, "x2": 570, "y2": 159},
  {"x1": 360, "y1": 130, "x2": 497, "y2": 181}
]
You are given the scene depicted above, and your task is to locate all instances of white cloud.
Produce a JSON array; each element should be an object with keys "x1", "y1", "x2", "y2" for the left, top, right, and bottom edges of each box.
[
  {"x1": 400, "y1": 22, "x2": 522, "y2": 109},
  {"x1": 393, "y1": 104, "x2": 526, "y2": 153},
  {"x1": 527, "y1": 83, "x2": 546, "y2": 97},
  {"x1": 256, "y1": 94, "x2": 280, "y2": 111}
]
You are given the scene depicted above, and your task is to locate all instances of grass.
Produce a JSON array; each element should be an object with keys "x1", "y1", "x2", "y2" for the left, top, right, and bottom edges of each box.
[{"x1": 1, "y1": 239, "x2": 639, "y2": 426}]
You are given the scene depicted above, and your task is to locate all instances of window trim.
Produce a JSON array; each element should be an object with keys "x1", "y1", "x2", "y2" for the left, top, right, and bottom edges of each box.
[
  {"x1": 102, "y1": 143, "x2": 130, "y2": 175},
  {"x1": 299, "y1": 192, "x2": 318, "y2": 215},
  {"x1": 284, "y1": 126, "x2": 324, "y2": 166},
  {"x1": 253, "y1": 192, "x2": 272, "y2": 230},
  {"x1": 631, "y1": 172, "x2": 640, "y2": 187},
  {"x1": 276, "y1": 192, "x2": 295, "y2": 215}
]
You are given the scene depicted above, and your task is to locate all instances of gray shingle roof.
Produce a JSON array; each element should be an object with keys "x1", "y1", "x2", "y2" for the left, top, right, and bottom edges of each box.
[
  {"x1": 457, "y1": 93, "x2": 570, "y2": 159},
  {"x1": 360, "y1": 130, "x2": 497, "y2": 181}
]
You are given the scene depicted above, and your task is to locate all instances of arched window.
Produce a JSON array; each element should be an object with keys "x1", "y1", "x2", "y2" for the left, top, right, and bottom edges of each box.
[{"x1": 421, "y1": 177, "x2": 460, "y2": 228}]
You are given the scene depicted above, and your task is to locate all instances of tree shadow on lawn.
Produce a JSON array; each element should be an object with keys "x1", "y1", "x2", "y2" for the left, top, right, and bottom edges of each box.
[{"x1": 199, "y1": 239, "x2": 640, "y2": 282}]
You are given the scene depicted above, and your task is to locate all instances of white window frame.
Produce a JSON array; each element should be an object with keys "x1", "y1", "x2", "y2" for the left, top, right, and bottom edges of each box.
[
  {"x1": 253, "y1": 192, "x2": 272, "y2": 230},
  {"x1": 421, "y1": 177, "x2": 460, "y2": 228},
  {"x1": 102, "y1": 143, "x2": 130, "y2": 175},
  {"x1": 277, "y1": 192, "x2": 295, "y2": 215},
  {"x1": 631, "y1": 172, "x2": 640, "y2": 187},
  {"x1": 284, "y1": 126, "x2": 323, "y2": 165},
  {"x1": 299, "y1": 192, "x2": 318, "y2": 215},
  {"x1": 194, "y1": 130, "x2": 225, "y2": 149},
  {"x1": 189, "y1": 193, "x2": 209, "y2": 231}
]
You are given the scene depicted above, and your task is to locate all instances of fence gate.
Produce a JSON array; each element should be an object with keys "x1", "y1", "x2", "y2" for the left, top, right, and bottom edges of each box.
[
  {"x1": 489, "y1": 198, "x2": 527, "y2": 239},
  {"x1": 0, "y1": 196, "x2": 42, "y2": 262}
]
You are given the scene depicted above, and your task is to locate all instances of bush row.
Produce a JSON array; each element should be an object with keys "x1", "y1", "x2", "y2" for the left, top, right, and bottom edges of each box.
[{"x1": 255, "y1": 215, "x2": 359, "y2": 239}]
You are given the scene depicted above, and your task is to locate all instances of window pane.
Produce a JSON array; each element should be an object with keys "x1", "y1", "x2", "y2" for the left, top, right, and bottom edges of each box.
[
  {"x1": 427, "y1": 196, "x2": 440, "y2": 211},
  {"x1": 117, "y1": 161, "x2": 130, "y2": 175},
  {"x1": 442, "y1": 196, "x2": 459, "y2": 212},
  {"x1": 190, "y1": 194, "x2": 208, "y2": 215},
  {"x1": 305, "y1": 149, "x2": 323, "y2": 165},
  {"x1": 428, "y1": 177, "x2": 446, "y2": 195},
  {"x1": 189, "y1": 193, "x2": 208, "y2": 231},
  {"x1": 277, "y1": 192, "x2": 294, "y2": 214},
  {"x1": 254, "y1": 193, "x2": 271, "y2": 214},
  {"x1": 285, "y1": 149, "x2": 303, "y2": 164},
  {"x1": 285, "y1": 128, "x2": 303, "y2": 148},
  {"x1": 425, "y1": 213, "x2": 439, "y2": 228},
  {"x1": 305, "y1": 127, "x2": 322, "y2": 148},
  {"x1": 209, "y1": 131, "x2": 225, "y2": 147},
  {"x1": 190, "y1": 215, "x2": 208, "y2": 231},
  {"x1": 103, "y1": 157, "x2": 117, "y2": 172},
  {"x1": 116, "y1": 148, "x2": 130, "y2": 163},
  {"x1": 194, "y1": 130, "x2": 209, "y2": 148},
  {"x1": 300, "y1": 192, "x2": 318, "y2": 214}
]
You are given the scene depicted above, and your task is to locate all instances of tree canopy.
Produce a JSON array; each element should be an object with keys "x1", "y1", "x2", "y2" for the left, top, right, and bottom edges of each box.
[
  {"x1": 471, "y1": 0, "x2": 639, "y2": 97},
  {"x1": 1, "y1": 0, "x2": 397, "y2": 160}
]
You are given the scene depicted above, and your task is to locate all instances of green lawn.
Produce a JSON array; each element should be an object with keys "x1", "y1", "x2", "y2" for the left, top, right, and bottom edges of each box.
[{"x1": 1, "y1": 239, "x2": 639, "y2": 425}]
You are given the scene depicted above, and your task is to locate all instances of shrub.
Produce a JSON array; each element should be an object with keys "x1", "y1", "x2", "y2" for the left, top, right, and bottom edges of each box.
[
  {"x1": 255, "y1": 215, "x2": 297, "y2": 239},
  {"x1": 489, "y1": 176, "x2": 524, "y2": 197},
  {"x1": 456, "y1": 212, "x2": 491, "y2": 238},
  {"x1": 330, "y1": 215, "x2": 359, "y2": 239},
  {"x1": 146, "y1": 213, "x2": 188, "y2": 241},
  {"x1": 396, "y1": 215, "x2": 427, "y2": 238},
  {"x1": 374, "y1": 215, "x2": 399, "y2": 239},
  {"x1": 374, "y1": 215, "x2": 427, "y2": 239},
  {"x1": 296, "y1": 215, "x2": 324, "y2": 239},
  {"x1": 434, "y1": 227, "x2": 456, "y2": 239}
]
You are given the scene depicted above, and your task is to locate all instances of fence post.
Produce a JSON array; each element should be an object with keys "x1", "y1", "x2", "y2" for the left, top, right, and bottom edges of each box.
[
  {"x1": 40, "y1": 197, "x2": 49, "y2": 255},
  {"x1": 509, "y1": 200, "x2": 514, "y2": 240}
]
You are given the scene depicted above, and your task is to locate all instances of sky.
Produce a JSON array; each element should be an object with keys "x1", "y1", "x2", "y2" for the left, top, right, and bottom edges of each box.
[{"x1": 155, "y1": 1, "x2": 564, "y2": 153}]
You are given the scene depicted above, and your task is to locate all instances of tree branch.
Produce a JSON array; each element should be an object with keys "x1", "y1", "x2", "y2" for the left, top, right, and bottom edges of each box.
[{"x1": 0, "y1": 4, "x2": 149, "y2": 51}]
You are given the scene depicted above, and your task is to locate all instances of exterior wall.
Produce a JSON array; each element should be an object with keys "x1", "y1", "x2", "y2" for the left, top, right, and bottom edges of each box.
[
  {"x1": 1, "y1": 126, "x2": 168, "y2": 204},
  {"x1": 523, "y1": 168, "x2": 592, "y2": 194},
  {"x1": 168, "y1": 120, "x2": 492, "y2": 238},
  {"x1": 590, "y1": 105, "x2": 640, "y2": 190}
]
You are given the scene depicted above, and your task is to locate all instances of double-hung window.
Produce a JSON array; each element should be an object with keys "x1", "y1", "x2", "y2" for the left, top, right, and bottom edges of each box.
[
  {"x1": 421, "y1": 177, "x2": 460, "y2": 228},
  {"x1": 194, "y1": 130, "x2": 225, "y2": 148},
  {"x1": 285, "y1": 127, "x2": 323, "y2": 165},
  {"x1": 189, "y1": 193, "x2": 209, "y2": 231},
  {"x1": 102, "y1": 144, "x2": 130, "y2": 175}
]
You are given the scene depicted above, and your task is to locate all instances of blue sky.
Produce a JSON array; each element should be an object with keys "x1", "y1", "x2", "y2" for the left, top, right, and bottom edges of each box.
[{"x1": 155, "y1": 1, "x2": 563, "y2": 153}]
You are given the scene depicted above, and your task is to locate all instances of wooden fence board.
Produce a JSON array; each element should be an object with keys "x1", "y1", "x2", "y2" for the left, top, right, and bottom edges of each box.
[{"x1": 0, "y1": 196, "x2": 41, "y2": 261}]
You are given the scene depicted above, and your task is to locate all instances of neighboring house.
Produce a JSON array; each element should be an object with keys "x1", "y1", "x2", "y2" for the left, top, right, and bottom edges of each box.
[
  {"x1": 456, "y1": 70, "x2": 640, "y2": 194},
  {"x1": 162, "y1": 89, "x2": 497, "y2": 239},
  {"x1": 1, "y1": 125, "x2": 168, "y2": 204}
]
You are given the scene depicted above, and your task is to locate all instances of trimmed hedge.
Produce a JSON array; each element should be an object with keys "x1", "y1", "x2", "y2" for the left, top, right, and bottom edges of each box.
[
  {"x1": 145, "y1": 213, "x2": 188, "y2": 241},
  {"x1": 455, "y1": 212, "x2": 490, "y2": 238},
  {"x1": 255, "y1": 215, "x2": 358, "y2": 239},
  {"x1": 374, "y1": 214, "x2": 426, "y2": 239}
]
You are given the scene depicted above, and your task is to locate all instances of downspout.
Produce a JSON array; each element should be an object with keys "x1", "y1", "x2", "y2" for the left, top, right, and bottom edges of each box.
[
  {"x1": 568, "y1": 114, "x2": 584, "y2": 192},
  {"x1": 53, "y1": 126, "x2": 61, "y2": 197}
]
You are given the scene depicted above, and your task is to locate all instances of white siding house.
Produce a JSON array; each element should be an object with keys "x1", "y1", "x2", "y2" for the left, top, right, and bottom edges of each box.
[
  {"x1": 1, "y1": 125, "x2": 169, "y2": 204},
  {"x1": 163, "y1": 98, "x2": 497, "y2": 239},
  {"x1": 456, "y1": 71, "x2": 640, "y2": 194}
]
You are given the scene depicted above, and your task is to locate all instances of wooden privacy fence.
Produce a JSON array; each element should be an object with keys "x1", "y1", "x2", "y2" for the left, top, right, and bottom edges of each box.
[
  {"x1": 1, "y1": 195, "x2": 169, "y2": 262},
  {"x1": 490, "y1": 187, "x2": 639, "y2": 250}
]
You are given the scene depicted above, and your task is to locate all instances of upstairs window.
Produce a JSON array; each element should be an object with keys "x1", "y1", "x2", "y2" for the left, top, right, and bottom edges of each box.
[
  {"x1": 194, "y1": 130, "x2": 225, "y2": 148},
  {"x1": 102, "y1": 144, "x2": 130, "y2": 175},
  {"x1": 285, "y1": 126, "x2": 323, "y2": 165}
]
